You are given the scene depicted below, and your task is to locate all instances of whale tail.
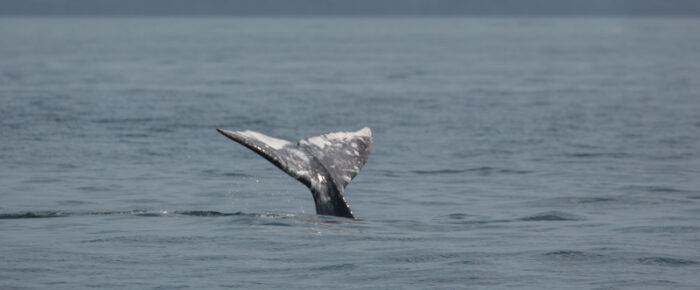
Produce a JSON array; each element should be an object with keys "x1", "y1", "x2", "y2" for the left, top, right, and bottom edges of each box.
[{"x1": 216, "y1": 127, "x2": 372, "y2": 218}]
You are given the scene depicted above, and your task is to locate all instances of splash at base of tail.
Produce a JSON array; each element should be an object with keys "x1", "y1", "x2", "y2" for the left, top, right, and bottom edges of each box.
[{"x1": 216, "y1": 127, "x2": 372, "y2": 218}]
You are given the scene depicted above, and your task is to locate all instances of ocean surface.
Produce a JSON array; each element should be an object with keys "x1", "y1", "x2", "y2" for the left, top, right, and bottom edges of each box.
[{"x1": 1, "y1": 17, "x2": 699, "y2": 289}]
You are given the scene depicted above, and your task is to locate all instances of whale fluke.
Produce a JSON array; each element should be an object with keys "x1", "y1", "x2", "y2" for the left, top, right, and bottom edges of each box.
[{"x1": 216, "y1": 127, "x2": 372, "y2": 218}]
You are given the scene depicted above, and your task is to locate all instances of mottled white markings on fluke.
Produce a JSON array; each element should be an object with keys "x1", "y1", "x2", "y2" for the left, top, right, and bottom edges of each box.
[
  {"x1": 235, "y1": 130, "x2": 291, "y2": 150},
  {"x1": 303, "y1": 137, "x2": 331, "y2": 148},
  {"x1": 216, "y1": 127, "x2": 372, "y2": 219}
]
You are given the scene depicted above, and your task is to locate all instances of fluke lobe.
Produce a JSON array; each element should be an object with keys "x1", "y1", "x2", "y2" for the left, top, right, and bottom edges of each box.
[{"x1": 216, "y1": 127, "x2": 372, "y2": 218}]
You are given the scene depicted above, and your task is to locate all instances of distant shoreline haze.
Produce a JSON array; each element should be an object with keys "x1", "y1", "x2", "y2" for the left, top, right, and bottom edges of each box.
[{"x1": 1, "y1": 0, "x2": 700, "y2": 16}]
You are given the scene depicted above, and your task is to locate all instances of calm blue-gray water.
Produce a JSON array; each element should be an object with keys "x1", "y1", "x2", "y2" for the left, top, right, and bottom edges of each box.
[{"x1": 1, "y1": 17, "x2": 699, "y2": 289}]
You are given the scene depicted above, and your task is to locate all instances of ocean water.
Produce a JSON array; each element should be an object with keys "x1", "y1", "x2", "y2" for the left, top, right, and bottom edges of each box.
[{"x1": 1, "y1": 17, "x2": 699, "y2": 289}]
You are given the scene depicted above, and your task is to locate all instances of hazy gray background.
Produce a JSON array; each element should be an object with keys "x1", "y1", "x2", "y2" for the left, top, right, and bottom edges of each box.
[{"x1": 2, "y1": 0, "x2": 700, "y2": 16}]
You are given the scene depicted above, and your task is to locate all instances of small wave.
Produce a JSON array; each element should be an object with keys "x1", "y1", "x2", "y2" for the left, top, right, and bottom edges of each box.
[
  {"x1": 447, "y1": 260, "x2": 481, "y2": 266},
  {"x1": 95, "y1": 117, "x2": 164, "y2": 124},
  {"x1": 543, "y1": 250, "x2": 603, "y2": 261},
  {"x1": 57, "y1": 200, "x2": 96, "y2": 206},
  {"x1": 0, "y1": 210, "x2": 245, "y2": 219},
  {"x1": 383, "y1": 219, "x2": 449, "y2": 232},
  {"x1": 222, "y1": 172, "x2": 254, "y2": 178},
  {"x1": 565, "y1": 152, "x2": 632, "y2": 159},
  {"x1": 260, "y1": 222, "x2": 293, "y2": 227},
  {"x1": 413, "y1": 169, "x2": 470, "y2": 175},
  {"x1": 374, "y1": 170, "x2": 402, "y2": 177},
  {"x1": 390, "y1": 253, "x2": 461, "y2": 264},
  {"x1": 310, "y1": 263, "x2": 357, "y2": 271},
  {"x1": 117, "y1": 133, "x2": 150, "y2": 138},
  {"x1": 200, "y1": 169, "x2": 252, "y2": 178},
  {"x1": 138, "y1": 148, "x2": 171, "y2": 157},
  {"x1": 614, "y1": 226, "x2": 700, "y2": 234},
  {"x1": 176, "y1": 210, "x2": 244, "y2": 217},
  {"x1": 446, "y1": 213, "x2": 470, "y2": 220},
  {"x1": 359, "y1": 236, "x2": 421, "y2": 242},
  {"x1": 0, "y1": 212, "x2": 67, "y2": 219},
  {"x1": 638, "y1": 257, "x2": 699, "y2": 267},
  {"x1": 76, "y1": 186, "x2": 113, "y2": 192},
  {"x1": 130, "y1": 211, "x2": 169, "y2": 217},
  {"x1": 519, "y1": 211, "x2": 582, "y2": 221},
  {"x1": 623, "y1": 185, "x2": 693, "y2": 194},
  {"x1": 56, "y1": 163, "x2": 78, "y2": 169},
  {"x1": 0, "y1": 210, "x2": 355, "y2": 229},
  {"x1": 569, "y1": 197, "x2": 618, "y2": 204},
  {"x1": 24, "y1": 178, "x2": 62, "y2": 184},
  {"x1": 545, "y1": 250, "x2": 586, "y2": 257},
  {"x1": 412, "y1": 167, "x2": 531, "y2": 176},
  {"x1": 650, "y1": 152, "x2": 695, "y2": 160},
  {"x1": 438, "y1": 213, "x2": 512, "y2": 225},
  {"x1": 525, "y1": 196, "x2": 622, "y2": 207}
]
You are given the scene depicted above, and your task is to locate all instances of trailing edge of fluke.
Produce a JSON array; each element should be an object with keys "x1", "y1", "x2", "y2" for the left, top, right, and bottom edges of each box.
[{"x1": 216, "y1": 127, "x2": 372, "y2": 218}]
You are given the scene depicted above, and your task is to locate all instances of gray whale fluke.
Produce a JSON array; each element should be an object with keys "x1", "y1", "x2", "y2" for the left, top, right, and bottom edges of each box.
[{"x1": 216, "y1": 127, "x2": 372, "y2": 218}]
